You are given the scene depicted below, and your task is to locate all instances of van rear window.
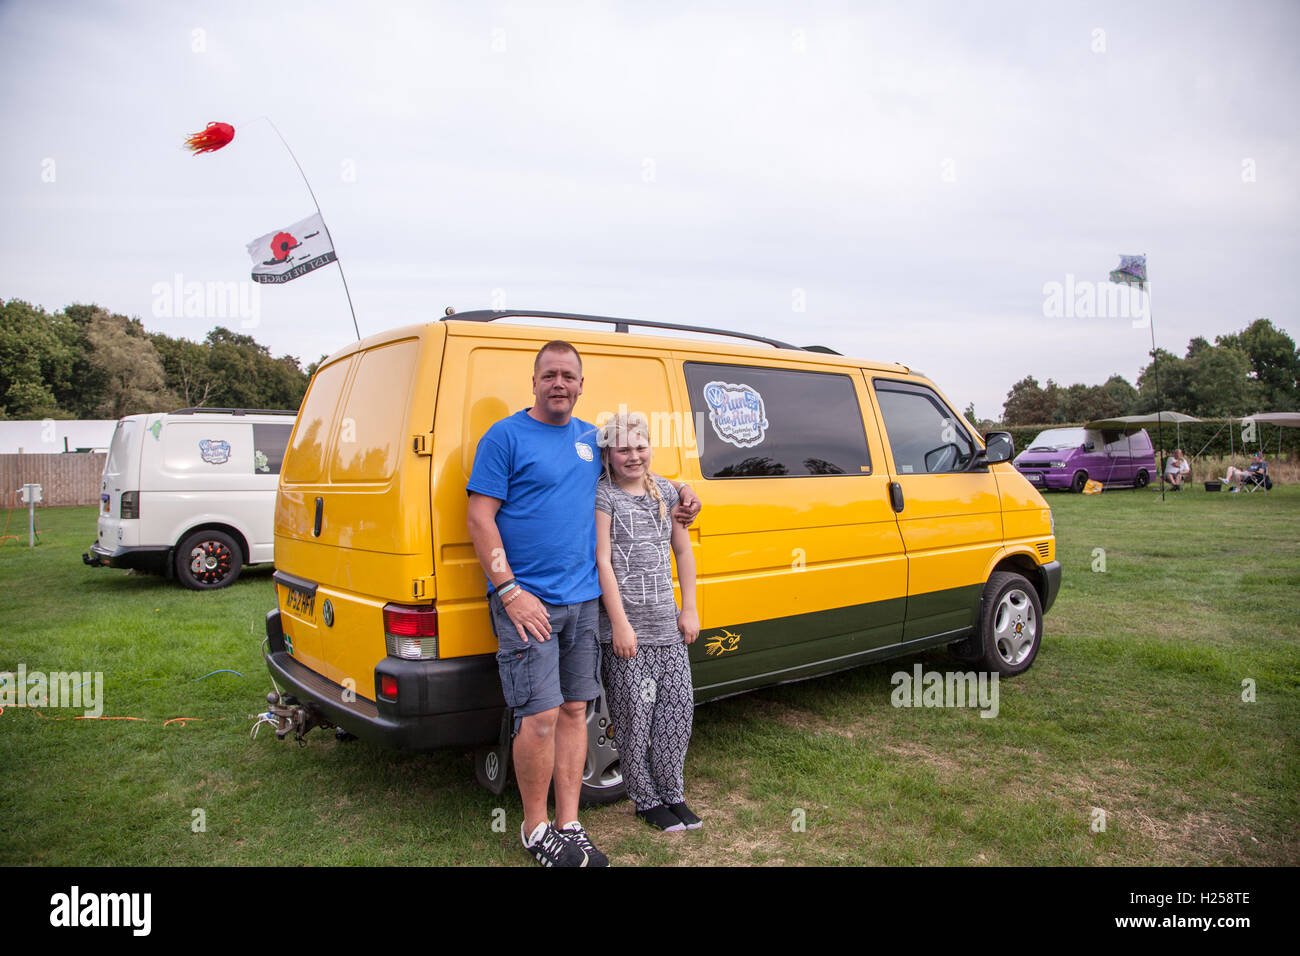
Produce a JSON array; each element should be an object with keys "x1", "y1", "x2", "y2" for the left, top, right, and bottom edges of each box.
[
  {"x1": 683, "y1": 363, "x2": 870, "y2": 478},
  {"x1": 283, "y1": 358, "x2": 352, "y2": 484},
  {"x1": 331, "y1": 339, "x2": 419, "y2": 482},
  {"x1": 106, "y1": 419, "x2": 137, "y2": 476}
]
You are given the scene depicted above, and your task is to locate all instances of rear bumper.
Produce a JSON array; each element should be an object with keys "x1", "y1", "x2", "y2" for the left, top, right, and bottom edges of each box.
[
  {"x1": 83, "y1": 541, "x2": 171, "y2": 573},
  {"x1": 1039, "y1": 560, "x2": 1062, "y2": 614},
  {"x1": 264, "y1": 610, "x2": 505, "y2": 751}
]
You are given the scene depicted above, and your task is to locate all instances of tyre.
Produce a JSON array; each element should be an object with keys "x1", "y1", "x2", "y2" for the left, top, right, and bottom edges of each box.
[
  {"x1": 175, "y1": 529, "x2": 242, "y2": 590},
  {"x1": 1071, "y1": 470, "x2": 1088, "y2": 493},
  {"x1": 972, "y1": 571, "x2": 1042, "y2": 677},
  {"x1": 1134, "y1": 469, "x2": 1149, "y2": 488},
  {"x1": 580, "y1": 688, "x2": 626, "y2": 806}
]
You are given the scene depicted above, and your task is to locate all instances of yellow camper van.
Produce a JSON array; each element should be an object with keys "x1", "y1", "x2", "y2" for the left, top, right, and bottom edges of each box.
[{"x1": 263, "y1": 311, "x2": 1059, "y2": 802}]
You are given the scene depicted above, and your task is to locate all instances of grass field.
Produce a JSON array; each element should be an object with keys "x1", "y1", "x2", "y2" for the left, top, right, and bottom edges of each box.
[{"x1": 2, "y1": 489, "x2": 1297, "y2": 866}]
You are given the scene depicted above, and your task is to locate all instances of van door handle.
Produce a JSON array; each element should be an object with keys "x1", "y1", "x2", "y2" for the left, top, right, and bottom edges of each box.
[
  {"x1": 313, "y1": 497, "x2": 323, "y2": 537},
  {"x1": 889, "y1": 482, "x2": 904, "y2": 513}
]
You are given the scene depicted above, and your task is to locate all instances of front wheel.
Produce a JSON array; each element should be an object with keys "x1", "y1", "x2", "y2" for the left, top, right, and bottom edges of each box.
[
  {"x1": 580, "y1": 688, "x2": 626, "y2": 806},
  {"x1": 1071, "y1": 471, "x2": 1089, "y2": 493},
  {"x1": 972, "y1": 571, "x2": 1043, "y2": 677},
  {"x1": 175, "y1": 529, "x2": 242, "y2": 590}
]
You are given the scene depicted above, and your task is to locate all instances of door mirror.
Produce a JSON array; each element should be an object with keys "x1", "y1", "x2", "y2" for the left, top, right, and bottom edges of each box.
[
  {"x1": 1082, "y1": 442, "x2": 1095, "y2": 452},
  {"x1": 984, "y1": 432, "x2": 1014, "y2": 464}
]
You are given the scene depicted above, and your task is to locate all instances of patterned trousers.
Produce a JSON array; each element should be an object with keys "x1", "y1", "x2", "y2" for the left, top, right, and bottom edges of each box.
[{"x1": 601, "y1": 642, "x2": 694, "y2": 811}]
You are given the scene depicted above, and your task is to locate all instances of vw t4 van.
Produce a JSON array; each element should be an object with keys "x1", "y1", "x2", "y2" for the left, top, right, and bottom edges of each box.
[
  {"x1": 84, "y1": 408, "x2": 296, "y2": 589},
  {"x1": 1013, "y1": 426, "x2": 1156, "y2": 492},
  {"x1": 263, "y1": 312, "x2": 1061, "y2": 801}
]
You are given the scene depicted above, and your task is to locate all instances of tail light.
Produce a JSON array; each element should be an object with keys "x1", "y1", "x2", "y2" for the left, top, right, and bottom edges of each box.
[
  {"x1": 383, "y1": 603, "x2": 438, "y2": 660},
  {"x1": 119, "y1": 491, "x2": 139, "y2": 519}
]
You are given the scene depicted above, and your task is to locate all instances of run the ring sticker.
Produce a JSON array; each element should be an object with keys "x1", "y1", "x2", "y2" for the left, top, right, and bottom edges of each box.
[{"x1": 702, "y1": 381, "x2": 769, "y2": 448}]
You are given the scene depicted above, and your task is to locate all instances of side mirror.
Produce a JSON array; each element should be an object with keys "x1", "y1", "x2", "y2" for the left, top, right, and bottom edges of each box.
[
  {"x1": 983, "y1": 432, "x2": 1014, "y2": 464},
  {"x1": 1082, "y1": 442, "x2": 1095, "y2": 452}
]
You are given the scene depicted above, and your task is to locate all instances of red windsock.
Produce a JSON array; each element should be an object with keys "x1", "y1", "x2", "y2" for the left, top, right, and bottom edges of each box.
[{"x1": 184, "y1": 122, "x2": 235, "y2": 154}]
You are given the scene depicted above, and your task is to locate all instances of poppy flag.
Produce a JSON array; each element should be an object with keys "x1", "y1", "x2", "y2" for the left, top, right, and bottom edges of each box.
[{"x1": 246, "y1": 213, "x2": 337, "y2": 284}]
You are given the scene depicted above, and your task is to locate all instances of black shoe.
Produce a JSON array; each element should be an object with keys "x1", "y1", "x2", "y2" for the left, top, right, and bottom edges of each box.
[
  {"x1": 666, "y1": 802, "x2": 702, "y2": 829},
  {"x1": 522, "y1": 822, "x2": 587, "y2": 867},
  {"x1": 636, "y1": 805, "x2": 686, "y2": 832},
  {"x1": 559, "y1": 822, "x2": 609, "y2": 867}
]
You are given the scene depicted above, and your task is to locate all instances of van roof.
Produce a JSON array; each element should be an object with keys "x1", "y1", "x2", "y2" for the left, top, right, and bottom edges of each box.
[{"x1": 316, "y1": 312, "x2": 913, "y2": 376}]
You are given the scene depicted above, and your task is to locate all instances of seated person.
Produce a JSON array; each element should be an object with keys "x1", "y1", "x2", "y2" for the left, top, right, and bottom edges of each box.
[
  {"x1": 1224, "y1": 452, "x2": 1268, "y2": 492},
  {"x1": 1163, "y1": 448, "x2": 1191, "y2": 489}
]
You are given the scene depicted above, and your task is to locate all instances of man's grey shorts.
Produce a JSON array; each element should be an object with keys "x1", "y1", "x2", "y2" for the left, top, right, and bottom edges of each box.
[{"x1": 488, "y1": 593, "x2": 601, "y2": 735}]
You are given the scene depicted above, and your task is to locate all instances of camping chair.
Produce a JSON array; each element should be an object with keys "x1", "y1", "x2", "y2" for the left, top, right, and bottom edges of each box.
[{"x1": 1240, "y1": 463, "x2": 1272, "y2": 493}]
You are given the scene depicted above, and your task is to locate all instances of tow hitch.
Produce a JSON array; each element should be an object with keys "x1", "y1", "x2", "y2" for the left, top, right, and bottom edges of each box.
[{"x1": 252, "y1": 692, "x2": 333, "y2": 743}]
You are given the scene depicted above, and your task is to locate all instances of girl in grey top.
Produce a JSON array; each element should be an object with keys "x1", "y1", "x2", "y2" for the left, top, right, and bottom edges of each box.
[{"x1": 595, "y1": 413, "x2": 703, "y2": 831}]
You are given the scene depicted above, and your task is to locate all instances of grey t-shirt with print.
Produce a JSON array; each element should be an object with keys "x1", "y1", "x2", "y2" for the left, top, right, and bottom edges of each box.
[{"x1": 596, "y1": 475, "x2": 683, "y2": 646}]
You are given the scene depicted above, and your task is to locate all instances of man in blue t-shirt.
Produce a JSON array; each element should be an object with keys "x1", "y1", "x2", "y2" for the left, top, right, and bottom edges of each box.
[{"x1": 467, "y1": 340, "x2": 699, "y2": 867}]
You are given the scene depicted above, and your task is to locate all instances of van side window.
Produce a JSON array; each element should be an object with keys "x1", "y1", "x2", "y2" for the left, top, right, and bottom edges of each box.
[
  {"x1": 683, "y1": 363, "x2": 870, "y2": 478},
  {"x1": 874, "y1": 380, "x2": 975, "y2": 475},
  {"x1": 253, "y1": 423, "x2": 295, "y2": 474}
]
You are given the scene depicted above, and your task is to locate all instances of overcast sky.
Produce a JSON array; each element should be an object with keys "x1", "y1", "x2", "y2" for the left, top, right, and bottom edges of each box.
[{"x1": 2, "y1": 0, "x2": 1296, "y2": 419}]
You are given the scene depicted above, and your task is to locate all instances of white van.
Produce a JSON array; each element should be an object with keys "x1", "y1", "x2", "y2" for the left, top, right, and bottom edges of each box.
[{"x1": 83, "y1": 408, "x2": 296, "y2": 589}]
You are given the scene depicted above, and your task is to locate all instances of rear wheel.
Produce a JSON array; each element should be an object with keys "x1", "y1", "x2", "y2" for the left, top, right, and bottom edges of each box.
[
  {"x1": 175, "y1": 530, "x2": 242, "y2": 590},
  {"x1": 1071, "y1": 470, "x2": 1089, "y2": 493},
  {"x1": 1134, "y1": 469, "x2": 1149, "y2": 488},
  {"x1": 973, "y1": 571, "x2": 1042, "y2": 677}
]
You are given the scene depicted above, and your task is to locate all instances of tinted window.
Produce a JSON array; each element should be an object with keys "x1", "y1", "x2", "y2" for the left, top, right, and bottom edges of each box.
[
  {"x1": 874, "y1": 380, "x2": 975, "y2": 475},
  {"x1": 684, "y1": 363, "x2": 870, "y2": 478},
  {"x1": 253, "y1": 422, "x2": 294, "y2": 474}
]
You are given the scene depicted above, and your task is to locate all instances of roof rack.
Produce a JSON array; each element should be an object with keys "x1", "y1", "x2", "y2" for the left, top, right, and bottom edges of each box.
[
  {"x1": 169, "y1": 408, "x2": 297, "y2": 416},
  {"x1": 442, "y1": 309, "x2": 803, "y2": 351}
]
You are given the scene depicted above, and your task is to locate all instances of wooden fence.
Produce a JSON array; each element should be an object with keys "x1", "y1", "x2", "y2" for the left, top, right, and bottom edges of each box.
[{"x1": 0, "y1": 453, "x2": 106, "y2": 507}]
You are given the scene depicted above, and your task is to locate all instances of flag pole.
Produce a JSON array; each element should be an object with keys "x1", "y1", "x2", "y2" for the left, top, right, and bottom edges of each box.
[
  {"x1": 259, "y1": 117, "x2": 361, "y2": 342},
  {"x1": 1144, "y1": 254, "x2": 1166, "y2": 502}
]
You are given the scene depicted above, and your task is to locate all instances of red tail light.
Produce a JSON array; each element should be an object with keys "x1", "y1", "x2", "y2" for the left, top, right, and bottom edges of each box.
[
  {"x1": 379, "y1": 675, "x2": 399, "y2": 699},
  {"x1": 382, "y1": 603, "x2": 439, "y2": 660},
  {"x1": 383, "y1": 604, "x2": 438, "y2": 636}
]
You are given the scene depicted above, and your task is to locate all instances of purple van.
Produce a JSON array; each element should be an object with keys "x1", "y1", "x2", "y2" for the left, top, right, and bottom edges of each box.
[{"x1": 1013, "y1": 427, "x2": 1157, "y2": 492}]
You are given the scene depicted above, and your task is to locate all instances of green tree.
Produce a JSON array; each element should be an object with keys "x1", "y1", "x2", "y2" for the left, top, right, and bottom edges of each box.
[
  {"x1": 1002, "y1": 376, "x2": 1056, "y2": 425},
  {"x1": 84, "y1": 309, "x2": 176, "y2": 417},
  {"x1": 1216, "y1": 318, "x2": 1299, "y2": 411},
  {"x1": 0, "y1": 299, "x2": 76, "y2": 419}
]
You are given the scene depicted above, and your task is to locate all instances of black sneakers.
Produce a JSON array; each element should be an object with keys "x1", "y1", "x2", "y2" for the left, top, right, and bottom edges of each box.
[
  {"x1": 667, "y1": 802, "x2": 703, "y2": 829},
  {"x1": 559, "y1": 822, "x2": 610, "y2": 867},
  {"x1": 637, "y1": 805, "x2": 687, "y2": 832},
  {"x1": 522, "y1": 821, "x2": 588, "y2": 867}
]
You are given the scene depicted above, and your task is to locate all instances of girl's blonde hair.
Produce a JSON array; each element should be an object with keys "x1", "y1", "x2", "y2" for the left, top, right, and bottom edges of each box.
[{"x1": 598, "y1": 412, "x2": 666, "y2": 520}]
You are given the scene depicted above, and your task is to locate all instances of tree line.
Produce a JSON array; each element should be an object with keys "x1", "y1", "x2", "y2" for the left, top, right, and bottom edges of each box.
[
  {"x1": 998, "y1": 319, "x2": 1297, "y2": 426},
  {"x1": 0, "y1": 298, "x2": 315, "y2": 420}
]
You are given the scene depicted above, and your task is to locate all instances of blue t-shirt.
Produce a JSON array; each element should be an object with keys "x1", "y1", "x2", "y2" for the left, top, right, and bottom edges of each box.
[{"x1": 466, "y1": 410, "x2": 602, "y2": 605}]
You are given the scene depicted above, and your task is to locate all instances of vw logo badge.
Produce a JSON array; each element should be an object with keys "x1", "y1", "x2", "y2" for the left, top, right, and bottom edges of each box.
[
  {"x1": 485, "y1": 752, "x2": 500, "y2": 780},
  {"x1": 322, "y1": 599, "x2": 334, "y2": 627}
]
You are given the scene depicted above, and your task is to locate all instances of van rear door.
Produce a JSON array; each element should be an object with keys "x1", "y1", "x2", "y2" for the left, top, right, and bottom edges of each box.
[{"x1": 274, "y1": 327, "x2": 441, "y2": 692}]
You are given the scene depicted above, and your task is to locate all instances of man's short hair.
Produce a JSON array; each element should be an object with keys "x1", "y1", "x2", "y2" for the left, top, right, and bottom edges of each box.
[{"x1": 534, "y1": 340, "x2": 582, "y2": 374}]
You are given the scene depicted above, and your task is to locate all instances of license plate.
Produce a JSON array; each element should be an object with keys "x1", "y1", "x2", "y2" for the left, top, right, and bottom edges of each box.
[{"x1": 283, "y1": 583, "x2": 315, "y2": 618}]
